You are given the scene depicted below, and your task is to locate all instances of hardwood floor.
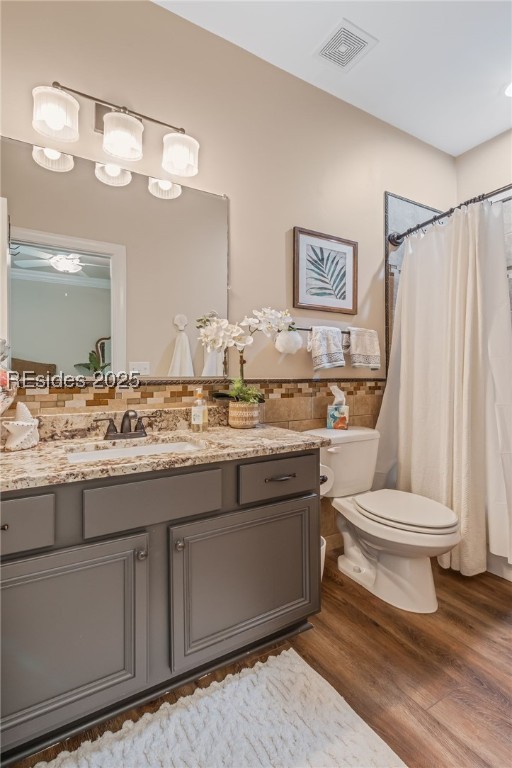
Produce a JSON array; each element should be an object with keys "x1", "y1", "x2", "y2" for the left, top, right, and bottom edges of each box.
[{"x1": 14, "y1": 551, "x2": 512, "y2": 768}]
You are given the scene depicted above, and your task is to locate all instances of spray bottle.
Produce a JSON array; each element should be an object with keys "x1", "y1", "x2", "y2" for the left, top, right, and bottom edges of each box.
[{"x1": 327, "y1": 384, "x2": 349, "y2": 430}]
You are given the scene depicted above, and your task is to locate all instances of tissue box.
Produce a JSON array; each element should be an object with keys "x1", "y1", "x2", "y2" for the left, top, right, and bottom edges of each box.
[{"x1": 327, "y1": 405, "x2": 349, "y2": 430}]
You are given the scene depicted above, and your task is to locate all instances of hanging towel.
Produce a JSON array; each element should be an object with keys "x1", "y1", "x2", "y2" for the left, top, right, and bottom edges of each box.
[
  {"x1": 201, "y1": 348, "x2": 224, "y2": 377},
  {"x1": 307, "y1": 327, "x2": 345, "y2": 370},
  {"x1": 168, "y1": 330, "x2": 194, "y2": 376},
  {"x1": 346, "y1": 327, "x2": 381, "y2": 369}
]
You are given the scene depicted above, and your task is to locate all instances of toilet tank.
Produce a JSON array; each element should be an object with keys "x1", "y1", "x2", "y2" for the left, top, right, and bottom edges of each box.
[{"x1": 305, "y1": 427, "x2": 380, "y2": 497}]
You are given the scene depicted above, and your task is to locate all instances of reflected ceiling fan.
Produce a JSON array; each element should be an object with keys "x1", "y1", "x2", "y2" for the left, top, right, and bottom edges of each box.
[{"x1": 11, "y1": 245, "x2": 110, "y2": 274}]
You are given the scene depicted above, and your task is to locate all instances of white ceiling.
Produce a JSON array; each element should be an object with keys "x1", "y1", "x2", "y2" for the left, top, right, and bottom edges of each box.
[{"x1": 155, "y1": 0, "x2": 512, "y2": 156}]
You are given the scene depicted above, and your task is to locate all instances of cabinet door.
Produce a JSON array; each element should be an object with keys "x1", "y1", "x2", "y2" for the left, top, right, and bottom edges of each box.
[
  {"x1": 1, "y1": 533, "x2": 149, "y2": 752},
  {"x1": 170, "y1": 496, "x2": 319, "y2": 674}
]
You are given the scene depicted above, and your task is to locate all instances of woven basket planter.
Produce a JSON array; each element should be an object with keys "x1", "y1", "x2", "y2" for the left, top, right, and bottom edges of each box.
[{"x1": 228, "y1": 401, "x2": 260, "y2": 429}]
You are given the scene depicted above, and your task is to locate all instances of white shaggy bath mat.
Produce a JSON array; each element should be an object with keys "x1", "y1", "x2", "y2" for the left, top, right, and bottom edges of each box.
[{"x1": 35, "y1": 649, "x2": 406, "y2": 768}]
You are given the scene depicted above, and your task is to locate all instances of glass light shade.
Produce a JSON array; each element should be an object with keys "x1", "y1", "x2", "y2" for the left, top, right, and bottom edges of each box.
[
  {"x1": 50, "y1": 255, "x2": 82, "y2": 273},
  {"x1": 161, "y1": 133, "x2": 199, "y2": 177},
  {"x1": 148, "y1": 177, "x2": 182, "y2": 200},
  {"x1": 95, "y1": 162, "x2": 132, "y2": 187},
  {"x1": 32, "y1": 86, "x2": 79, "y2": 142},
  {"x1": 505, "y1": 82, "x2": 512, "y2": 97},
  {"x1": 32, "y1": 146, "x2": 74, "y2": 173},
  {"x1": 103, "y1": 111, "x2": 143, "y2": 161}
]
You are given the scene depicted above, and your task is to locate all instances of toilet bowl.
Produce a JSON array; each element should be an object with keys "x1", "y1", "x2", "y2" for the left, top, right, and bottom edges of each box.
[
  {"x1": 306, "y1": 427, "x2": 460, "y2": 613},
  {"x1": 334, "y1": 489, "x2": 459, "y2": 612}
]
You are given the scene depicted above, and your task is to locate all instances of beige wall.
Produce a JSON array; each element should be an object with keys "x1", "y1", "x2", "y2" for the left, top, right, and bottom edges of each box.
[
  {"x1": 456, "y1": 130, "x2": 512, "y2": 201},
  {"x1": 0, "y1": 0, "x2": 459, "y2": 378}
]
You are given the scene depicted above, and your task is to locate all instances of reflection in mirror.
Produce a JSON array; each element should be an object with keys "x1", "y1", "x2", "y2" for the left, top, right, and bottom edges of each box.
[
  {"x1": 0, "y1": 136, "x2": 229, "y2": 378},
  {"x1": 10, "y1": 238, "x2": 112, "y2": 376}
]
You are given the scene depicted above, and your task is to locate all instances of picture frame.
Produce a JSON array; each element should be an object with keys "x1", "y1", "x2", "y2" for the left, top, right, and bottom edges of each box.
[{"x1": 293, "y1": 227, "x2": 358, "y2": 315}]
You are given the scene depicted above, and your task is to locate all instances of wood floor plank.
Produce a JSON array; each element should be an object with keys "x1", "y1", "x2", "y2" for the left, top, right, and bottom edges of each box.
[
  {"x1": 434, "y1": 567, "x2": 512, "y2": 615},
  {"x1": 428, "y1": 684, "x2": 512, "y2": 767},
  {"x1": 436, "y1": 584, "x2": 512, "y2": 642},
  {"x1": 432, "y1": 598, "x2": 512, "y2": 677},
  {"x1": 317, "y1": 582, "x2": 460, "y2": 709}
]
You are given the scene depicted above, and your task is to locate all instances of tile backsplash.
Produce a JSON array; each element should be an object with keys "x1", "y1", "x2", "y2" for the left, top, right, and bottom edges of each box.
[{"x1": 6, "y1": 378, "x2": 385, "y2": 431}]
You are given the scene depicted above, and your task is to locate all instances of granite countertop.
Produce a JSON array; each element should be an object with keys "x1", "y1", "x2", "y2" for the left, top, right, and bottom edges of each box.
[{"x1": 0, "y1": 425, "x2": 330, "y2": 493}]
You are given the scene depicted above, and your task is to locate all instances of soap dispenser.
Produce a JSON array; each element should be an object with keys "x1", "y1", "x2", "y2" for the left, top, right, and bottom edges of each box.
[{"x1": 191, "y1": 386, "x2": 208, "y2": 432}]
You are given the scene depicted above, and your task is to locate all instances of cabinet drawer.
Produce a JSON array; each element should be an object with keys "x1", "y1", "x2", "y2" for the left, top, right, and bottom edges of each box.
[
  {"x1": 0, "y1": 495, "x2": 55, "y2": 556},
  {"x1": 83, "y1": 469, "x2": 222, "y2": 539},
  {"x1": 238, "y1": 454, "x2": 318, "y2": 505}
]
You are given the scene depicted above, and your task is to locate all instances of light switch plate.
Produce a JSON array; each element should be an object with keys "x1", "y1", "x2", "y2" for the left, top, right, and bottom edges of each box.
[{"x1": 129, "y1": 362, "x2": 150, "y2": 375}]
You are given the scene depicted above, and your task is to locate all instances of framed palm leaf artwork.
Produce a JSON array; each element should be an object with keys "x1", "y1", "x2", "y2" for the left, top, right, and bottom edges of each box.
[{"x1": 293, "y1": 227, "x2": 358, "y2": 314}]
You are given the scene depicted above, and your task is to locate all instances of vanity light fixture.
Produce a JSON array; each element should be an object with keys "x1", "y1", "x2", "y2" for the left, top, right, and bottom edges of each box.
[
  {"x1": 162, "y1": 133, "x2": 199, "y2": 177},
  {"x1": 32, "y1": 145, "x2": 74, "y2": 172},
  {"x1": 95, "y1": 162, "x2": 132, "y2": 187},
  {"x1": 505, "y1": 82, "x2": 512, "y2": 97},
  {"x1": 36, "y1": 81, "x2": 201, "y2": 177},
  {"x1": 103, "y1": 111, "x2": 144, "y2": 161},
  {"x1": 49, "y1": 254, "x2": 82, "y2": 273},
  {"x1": 32, "y1": 86, "x2": 79, "y2": 142},
  {"x1": 148, "y1": 177, "x2": 182, "y2": 200}
]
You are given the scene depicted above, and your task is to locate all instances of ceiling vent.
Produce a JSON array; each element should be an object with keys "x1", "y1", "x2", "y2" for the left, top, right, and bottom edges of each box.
[{"x1": 319, "y1": 20, "x2": 378, "y2": 72}]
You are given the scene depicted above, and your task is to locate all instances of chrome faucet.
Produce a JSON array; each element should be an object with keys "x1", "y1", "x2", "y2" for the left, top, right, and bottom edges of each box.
[{"x1": 94, "y1": 410, "x2": 151, "y2": 440}]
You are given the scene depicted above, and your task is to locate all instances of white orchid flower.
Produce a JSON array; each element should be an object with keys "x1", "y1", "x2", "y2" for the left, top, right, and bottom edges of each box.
[{"x1": 198, "y1": 308, "x2": 295, "y2": 358}]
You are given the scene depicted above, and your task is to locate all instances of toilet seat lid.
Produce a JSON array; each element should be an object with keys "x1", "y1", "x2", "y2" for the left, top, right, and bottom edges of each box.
[{"x1": 353, "y1": 489, "x2": 458, "y2": 531}]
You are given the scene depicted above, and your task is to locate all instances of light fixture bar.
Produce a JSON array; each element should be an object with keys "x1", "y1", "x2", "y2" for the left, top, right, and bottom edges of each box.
[{"x1": 52, "y1": 81, "x2": 185, "y2": 134}]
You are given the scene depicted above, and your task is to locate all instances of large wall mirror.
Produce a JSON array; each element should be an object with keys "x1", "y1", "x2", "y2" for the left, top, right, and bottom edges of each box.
[{"x1": 0, "y1": 136, "x2": 228, "y2": 379}]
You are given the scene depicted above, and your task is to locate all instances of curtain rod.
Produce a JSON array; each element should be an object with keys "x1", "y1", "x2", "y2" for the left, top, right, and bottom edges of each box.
[
  {"x1": 295, "y1": 326, "x2": 350, "y2": 336},
  {"x1": 388, "y1": 182, "x2": 512, "y2": 247}
]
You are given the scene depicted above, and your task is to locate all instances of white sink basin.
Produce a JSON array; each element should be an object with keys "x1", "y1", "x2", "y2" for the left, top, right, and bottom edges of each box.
[{"x1": 67, "y1": 441, "x2": 201, "y2": 464}]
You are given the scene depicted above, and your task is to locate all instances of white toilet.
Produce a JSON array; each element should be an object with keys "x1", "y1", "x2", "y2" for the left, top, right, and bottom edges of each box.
[{"x1": 306, "y1": 427, "x2": 460, "y2": 613}]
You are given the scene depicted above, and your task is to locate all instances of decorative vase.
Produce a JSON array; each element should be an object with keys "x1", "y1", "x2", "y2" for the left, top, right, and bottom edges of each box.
[
  {"x1": 274, "y1": 329, "x2": 303, "y2": 354},
  {"x1": 228, "y1": 401, "x2": 260, "y2": 429}
]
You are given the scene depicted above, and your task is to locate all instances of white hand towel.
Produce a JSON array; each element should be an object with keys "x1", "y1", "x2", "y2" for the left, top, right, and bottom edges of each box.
[
  {"x1": 201, "y1": 348, "x2": 224, "y2": 377},
  {"x1": 307, "y1": 327, "x2": 345, "y2": 370},
  {"x1": 346, "y1": 327, "x2": 381, "y2": 369},
  {"x1": 168, "y1": 330, "x2": 194, "y2": 376}
]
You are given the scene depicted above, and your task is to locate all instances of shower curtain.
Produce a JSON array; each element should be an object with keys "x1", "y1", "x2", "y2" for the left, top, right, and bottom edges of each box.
[{"x1": 375, "y1": 201, "x2": 512, "y2": 576}]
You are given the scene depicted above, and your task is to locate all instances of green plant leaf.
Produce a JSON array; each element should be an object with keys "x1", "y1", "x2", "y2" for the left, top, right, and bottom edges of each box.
[
  {"x1": 212, "y1": 380, "x2": 264, "y2": 403},
  {"x1": 305, "y1": 246, "x2": 346, "y2": 300}
]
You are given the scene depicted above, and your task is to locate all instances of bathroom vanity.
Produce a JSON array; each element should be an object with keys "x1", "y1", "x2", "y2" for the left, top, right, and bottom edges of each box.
[{"x1": 0, "y1": 424, "x2": 326, "y2": 763}]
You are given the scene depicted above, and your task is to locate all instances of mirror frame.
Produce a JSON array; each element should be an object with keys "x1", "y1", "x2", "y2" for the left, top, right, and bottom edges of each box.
[{"x1": 0, "y1": 197, "x2": 8, "y2": 350}]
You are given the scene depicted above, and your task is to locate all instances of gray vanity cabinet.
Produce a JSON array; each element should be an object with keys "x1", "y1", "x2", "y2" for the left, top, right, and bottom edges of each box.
[
  {"x1": 1, "y1": 533, "x2": 149, "y2": 749},
  {"x1": 170, "y1": 495, "x2": 319, "y2": 673},
  {"x1": 1, "y1": 449, "x2": 321, "y2": 761}
]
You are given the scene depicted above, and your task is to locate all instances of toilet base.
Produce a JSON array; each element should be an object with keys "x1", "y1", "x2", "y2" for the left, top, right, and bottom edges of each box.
[{"x1": 337, "y1": 550, "x2": 438, "y2": 613}]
